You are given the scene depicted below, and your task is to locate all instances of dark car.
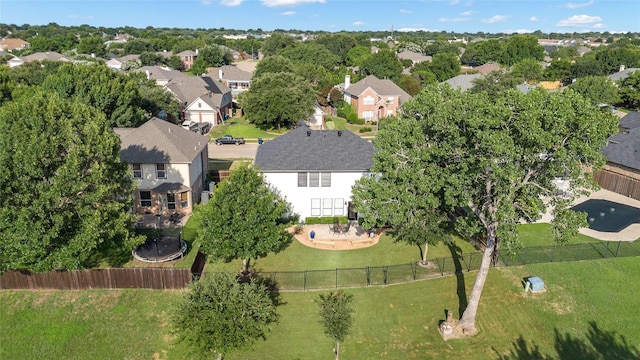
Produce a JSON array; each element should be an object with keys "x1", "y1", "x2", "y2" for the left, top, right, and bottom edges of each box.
[{"x1": 214, "y1": 135, "x2": 245, "y2": 145}]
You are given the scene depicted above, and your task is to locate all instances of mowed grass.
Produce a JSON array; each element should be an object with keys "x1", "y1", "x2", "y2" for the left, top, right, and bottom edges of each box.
[
  {"x1": 518, "y1": 223, "x2": 600, "y2": 247},
  {"x1": 2, "y1": 257, "x2": 638, "y2": 359}
]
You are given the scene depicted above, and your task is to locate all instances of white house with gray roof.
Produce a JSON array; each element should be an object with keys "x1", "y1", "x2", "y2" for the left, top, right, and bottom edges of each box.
[
  {"x1": 165, "y1": 74, "x2": 233, "y2": 126},
  {"x1": 114, "y1": 118, "x2": 209, "y2": 216},
  {"x1": 255, "y1": 127, "x2": 375, "y2": 221}
]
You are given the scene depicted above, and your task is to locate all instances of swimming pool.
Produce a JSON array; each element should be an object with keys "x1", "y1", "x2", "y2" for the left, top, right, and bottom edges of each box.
[{"x1": 571, "y1": 199, "x2": 640, "y2": 233}]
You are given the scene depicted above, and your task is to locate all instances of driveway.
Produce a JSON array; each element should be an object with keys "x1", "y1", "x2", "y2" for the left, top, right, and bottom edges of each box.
[{"x1": 208, "y1": 142, "x2": 258, "y2": 160}]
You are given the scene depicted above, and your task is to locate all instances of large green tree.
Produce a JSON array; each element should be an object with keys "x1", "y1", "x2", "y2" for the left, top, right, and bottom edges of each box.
[
  {"x1": 360, "y1": 50, "x2": 403, "y2": 81},
  {"x1": 76, "y1": 35, "x2": 107, "y2": 57},
  {"x1": 191, "y1": 45, "x2": 232, "y2": 75},
  {"x1": 0, "y1": 91, "x2": 141, "y2": 273},
  {"x1": 569, "y1": 76, "x2": 621, "y2": 106},
  {"x1": 353, "y1": 84, "x2": 617, "y2": 337},
  {"x1": 499, "y1": 35, "x2": 545, "y2": 66},
  {"x1": 253, "y1": 55, "x2": 294, "y2": 79},
  {"x1": 238, "y1": 71, "x2": 315, "y2": 130},
  {"x1": 171, "y1": 272, "x2": 279, "y2": 359},
  {"x1": 317, "y1": 290, "x2": 355, "y2": 360},
  {"x1": 428, "y1": 53, "x2": 461, "y2": 82},
  {"x1": 618, "y1": 69, "x2": 640, "y2": 110},
  {"x1": 260, "y1": 32, "x2": 297, "y2": 56},
  {"x1": 198, "y1": 164, "x2": 293, "y2": 274}
]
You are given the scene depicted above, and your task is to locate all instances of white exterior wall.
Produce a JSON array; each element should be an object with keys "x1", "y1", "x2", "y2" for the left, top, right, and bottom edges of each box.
[
  {"x1": 135, "y1": 163, "x2": 191, "y2": 189},
  {"x1": 262, "y1": 171, "x2": 368, "y2": 221},
  {"x1": 186, "y1": 99, "x2": 216, "y2": 124}
]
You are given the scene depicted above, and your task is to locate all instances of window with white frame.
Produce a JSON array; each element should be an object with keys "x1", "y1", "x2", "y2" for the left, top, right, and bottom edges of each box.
[
  {"x1": 311, "y1": 198, "x2": 321, "y2": 216},
  {"x1": 167, "y1": 193, "x2": 176, "y2": 210},
  {"x1": 363, "y1": 110, "x2": 374, "y2": 121},
  {"x1": 132, "y1": 163, "x2": 142, "y2": 178},
  {"x1": 363, "y1": 96, "x2": 375, "y2": 105},
  {"x1": 386, "y1": 109, "x2": 394, "y2": 116},
  {"x1": 156, "y1": 164, "x2": 166, "y2": 178},
  {"x1": 334, "y1": 198, "x2": 344, "y2": 215},
  {"x1": 309, "y1": 172, "x2": 319, "y2": 187},
  {"x1": 323, "y1": 198, "x2": 333, "y2": 216},
  {"x1": 140, "y1": 191, "x2": 152, "y2": 207},
  {"x1": 180, "y1": 192, "x2": 188, "y2": 208},
  {"x1": 387, "y1": 96, "x2": 394, "y2": 103},
  {"x1": 298, "y1": 172, "x2": 307, "y2": 187},
  {"x1": 321, "y1": 172, "x2": 331, "y2": 187}
]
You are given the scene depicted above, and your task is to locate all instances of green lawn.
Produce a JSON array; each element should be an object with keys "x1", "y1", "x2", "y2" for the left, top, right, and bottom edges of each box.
[
  {"x1": 518, "y1": 223, "x2": 600, "y2": 247},
  {"x1": 2, "y1": 257, "x2": 638, "y2": 359},
  {"x1": 208, "y1": 117, "x2": 284, "y2": 140}
]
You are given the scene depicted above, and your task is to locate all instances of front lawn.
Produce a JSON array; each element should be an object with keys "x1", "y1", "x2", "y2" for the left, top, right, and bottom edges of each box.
[{"x1": 208, "y1": 117, "x2": 284, "y2": 140}]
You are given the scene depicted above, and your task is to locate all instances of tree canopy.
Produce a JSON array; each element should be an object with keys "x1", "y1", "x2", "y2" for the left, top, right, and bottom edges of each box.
[
  {"x1": 197, "y1": 164, "x2": 294, "y2": 274},
  {"x1": 353, "y1": 84, "x2": 617, "y2": 337},
  {"x1": 0, "y1": 91, "x2": 141, "y2": 273},
  {"x1": 171, "y1": 272, "x2": 279, "y2": 358},
  {"x1": 317, "y1": 290, "x2": 355, "y2": 360},
  {"x1": 360, "y1": 50, "x2": 403, "y2": 81},
  {"x1": 569, "y1": 76, "x2": 621, "y2": 106}
]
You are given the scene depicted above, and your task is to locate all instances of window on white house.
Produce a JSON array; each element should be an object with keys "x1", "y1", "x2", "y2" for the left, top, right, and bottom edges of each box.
[
  {"x1": 363, "y1": 96, "x2": 375, "y2": 105},
  {"x1": 132, "y1": 163, "x2": 142, "y2": 178},
  {"x1": 180, "y1": 192, "x2": 188, "y2": 208},
  {"x1": 167, "y1": 193, "x2": 176, "y2": 210},
  {"x1": 140, "y1": 191, "x2": 152, "y2": 207},
  {"x1": 323, "y1": 198, "x2": 333, "y2": 216},
  {"x1": 309, "y1": 172, "x2": 319, "y2": 187},
  {"x1": 311, "y1": 198, "x2": 321, "y2": 216},
  {"x1": 363, "y1": 111, "x2": 374, "y2": 121},
  {"x1": 334, "y1": 198, "x2": 344, "y2": 215},
  {"x1": 156, "y1": 164, "x2": 166, "y2": 179},
  {"x1": 298, "y1": 172, "x2": 307, "y2": 187},
  {"x1": 321, "y1": 172, "x2": 331, "y2": 187}
]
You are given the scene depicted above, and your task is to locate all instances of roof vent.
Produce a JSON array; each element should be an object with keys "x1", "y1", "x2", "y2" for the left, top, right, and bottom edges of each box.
[
  {"x1": 307, "y1": 131, "x2": 311, "y2": 137},
  {"x1": 337, "y1": 130, "x2": 342, "y2": 137}
]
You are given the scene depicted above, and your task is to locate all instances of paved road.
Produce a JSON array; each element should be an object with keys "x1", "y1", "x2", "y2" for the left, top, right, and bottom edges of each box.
[{"x1": 208, "y1": 142, "x2": 258, "y2": 160}]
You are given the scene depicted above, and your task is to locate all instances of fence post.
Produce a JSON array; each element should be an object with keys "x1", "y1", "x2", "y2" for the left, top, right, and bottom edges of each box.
[
  {"x1": 304, "y1": 270, "x2": 307, "y2": 291},
  {"x1": 524, "y1": 247, "x2": 528, "y2": 265},
  {"x1": 383, "y1": 266, "x2": 388, "y2": 285},
  {"x1": 366, "y1": 267, "x2": 370, "y2": 287},
  {"x1": 335, "y1": 268, "x2": 338, "y2": 289},
  {"x1": 616, "y1": 241, "x2": 621, "y2": 257},
  {"x1": 441, "y1": 258, "x2": 446, "y2": 276},
  {"x1": 552, "y1": 246, "x2": 556, "y2": 262},
  {"x1": 467, "y1": 253, "x2": 472, "y2": 272},
  {"x1": 412, "y1": 262, "x2": 416, "y2": 280},
  {"x1": 605, "y1": 242, "x2": 610, "y2": 258}
]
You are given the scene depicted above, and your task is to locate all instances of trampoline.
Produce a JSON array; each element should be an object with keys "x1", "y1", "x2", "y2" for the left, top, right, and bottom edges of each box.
[
  {"x1": 133, "y1": 237, "x2": 187, "y2": 263},
  {"x1": 571, "y1": 199, "x2": 640, "y2": 233}
]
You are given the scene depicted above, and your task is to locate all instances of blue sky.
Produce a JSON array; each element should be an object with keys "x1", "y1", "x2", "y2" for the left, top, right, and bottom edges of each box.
[{"x1": 1, "y1": 0, "x2": 639, "y2": 34}]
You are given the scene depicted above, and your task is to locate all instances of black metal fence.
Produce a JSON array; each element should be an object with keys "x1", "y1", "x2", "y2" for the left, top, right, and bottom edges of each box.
[{"x1": 252, "y1": 241, "x2": 640, "y2": 291}]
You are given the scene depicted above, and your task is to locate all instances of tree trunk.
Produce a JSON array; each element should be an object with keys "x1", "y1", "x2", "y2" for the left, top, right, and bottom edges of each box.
[
  {"x1": 335, "y1": 340, "x2": 340, "y2": 360},
  {"x1": 422, "y1": 242, "x2": 429, "y2": 264},
  {"x1": 242, "y1": 258, "x2": 250, "y2": 275},
  {"x1": 456, "y1": 225, "x2": 497, "y2": 336}
]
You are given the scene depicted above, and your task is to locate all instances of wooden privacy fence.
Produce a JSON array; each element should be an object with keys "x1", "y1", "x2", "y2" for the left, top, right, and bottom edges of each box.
[
  {"x1": 209, "y1": 169, "x2": 231, "y2": 183},
  {"x1": 595, "y1": 168, "x2": 640, "y2": 201},
  {"x1": 0, "y1": 267, "x2": 192, "y2": 290}
]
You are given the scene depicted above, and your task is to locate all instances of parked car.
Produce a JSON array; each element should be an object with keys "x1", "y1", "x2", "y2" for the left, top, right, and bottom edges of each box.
[
  {"x1": 214, "y1": 135, "x2": 245, "y2": 145},
  {"x1": 181, "y1": 120, "x2": 198, "y2": 132},
  {"x1": 197, "y1": 122, "x2": 211, "y2": 134}
]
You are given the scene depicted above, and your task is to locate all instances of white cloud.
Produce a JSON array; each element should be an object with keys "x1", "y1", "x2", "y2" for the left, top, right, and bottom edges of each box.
[
  {"x1": 503, "y1": 29, "x2": 535, "y2": 34},
  {"x1": 397, "y1": 27, "x2": 438, "y2": 32},
  {"x1": 459, "y1": 10, "x2": 474, "y2": 16},
  {"x1": 529, "y1": 16, "x2": 540, "y2": 22},
  {"x1": 399, "y1": 9, "x2": 413, "y2": 14},
  {"x1": 281, "y1": 11, "x2": 296, "y2": 15},
  {"x1": 564, "y1": 0, "x2": 594, "y2": 9},
  {"x1": 353, "y1": 21, "x2": 366, "y2": 26},
  {"x1": 439, "y1": 17, "x2": 470, "y2": 23},
  {"x1": 261, "y1": 0, "x2": 325, "y2": 7},
  {"x1": 556, "y1": 14, "x2": 603, "y2": 27},
  {"x1": 220, "y1": 0, "x2": 242, "y2": 6},
  {"x1": 481, "y1": 15, "x2": 509, "y2": 24}
]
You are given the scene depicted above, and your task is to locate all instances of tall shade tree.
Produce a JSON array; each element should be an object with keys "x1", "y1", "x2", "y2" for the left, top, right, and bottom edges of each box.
[
  {"x1": 191, "y1": 45, "x2": 232, "y2": 75},
  {"x1": 198, "y1": 164, "x2": 293, "y2": 274},
  {"x1": 253, "y1": 55, "x2": 294, "y2": 79},
  {"x1": 238, "y1": 71, "x2": 315, "y2": 130},
  {"x1": 360, "y1": 50, "x2": 403, "y2": 81},
  {"x1": 0, "y1": 91, "x2": 141, "y2": 273},
  {"x1": 499, "y1": 35, "x2": 545, "y2": 66},
  {"x1": 511, "y1": 58, "x2": 544, "y2": 83},
  {"x1": 317, "y1": 290, "x2": 355, "y2": 360},
  {"x1": 618, "y1": 69, "x2": 640, "y2": 110},
  {"x1": 260, "y1": 32, "x2": 297, "y2": 56},
  {"x1": 428, "y1": 53, "x2": 462, "y2": 82},
  {"x1": 353, "y1": 84, "x2": 617, "y2": 337},
  {"x1": 171, "y1": 272, "x2": 279, "y2": 359},
  {"x1": 569, "y1": 75, "x2": 621, "y2": 106}
]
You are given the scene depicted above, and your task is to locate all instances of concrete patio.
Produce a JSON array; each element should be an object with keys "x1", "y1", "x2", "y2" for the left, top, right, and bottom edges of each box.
[{"x1": 291, "y1": 223, "x2": 383, "y2": 250}]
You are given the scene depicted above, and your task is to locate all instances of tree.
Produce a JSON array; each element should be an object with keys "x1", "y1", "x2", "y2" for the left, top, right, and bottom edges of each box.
[
  {"x1": 499, "y1": 35, "x2": 545, "y2": 66},
  {"x1": 76, "y1": 36, "x2": 106, "y2": 57},
  {"x1": 470, "y1": 70, "x2": 523, "y2": 97},
  {"x1": 253, "y1": 55, "x2": 294, "y2": 79},
  {"x1": 166, "y1": 54, "x2": 184, "y2": 70},
  {"x1": 281, "y1": 42, "x2": 340, "y2": 70},
  {"x1": 543, "y1": 59, "x2": 573, "y2": 84},
  {"x1": 572, "y1": 56, "x2": 605, "y2": 78},
  {"x1": 345, "y1": 45, "x2": 371, "y2": 67},
  {"x1": 618, "y1": 69, "x2": 640, "y2": 110},
  {"x1": 353, "y1": 84, "x2": 617, "y2": 337},
  {"x1": 360, "y1": 50, "x2": 403, "y2": 81},
  {"x1": 317, "y1": 290, "x2": 355, "y2": 360},
  {"x1": 191, "y1": 45, "x2": 232, "y2": 75},
  {"x1": 260, "y1": 32, "x2": 297, "y2": 56},
  {"x1": 428, "y1": 53, "x2": 461, "y2": 82},
  {"x1": 569, "y1": 76, "x2": 621, "y2": 106},
  {"x1": 139, "y1": 51, "x2": 163, "y2": 66},
  {"x1": 198, "y1": 164, "x2": 293, "y2": 274},
  {"x1": 512, "y1": 58, "x2": 543, "y2": 83},
  {"x1": 171, "y1": 272, "x2": 279, "y2": 359},
  {"x1": 397, "y1": 74, "x2": 422, "y2": 96},
  {"x1": 0, "y1": 91, "x2": 141, "y2": 273},
  {"x1": 315, "y1": 33, "x2": 356, "y2": 64},
  {"x1": 238, "y1": 71, "x2": 315, "y2": 130}
]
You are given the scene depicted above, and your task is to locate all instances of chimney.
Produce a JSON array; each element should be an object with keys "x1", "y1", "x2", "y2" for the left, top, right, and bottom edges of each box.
[
  {"x1": 145, "y1": 69, "x2": 150, "y2": 80},
  {"x1": 218, "y1": 69, "x2": 223, "y2": 79},
  {"x1": 620, "y1": 64, "x2": 626, "y2": 72},
  {"x1": 338, "y1": 131, "x2": 342, "y2": 137},
  {"x1": 345, "y1": 75, "x2": 351, "y2": 89},
  {"x1": 195, "y1": 49, "x2": 199, "y2": 55},
  {"x1": 307, "y1": 131, "x2": 311, "y2": 137}
]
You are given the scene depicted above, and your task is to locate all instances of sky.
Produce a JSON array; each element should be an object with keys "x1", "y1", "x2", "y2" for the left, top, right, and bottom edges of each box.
[{"x1": 1, "y1": 0, "x2": 639, "y2": 34}]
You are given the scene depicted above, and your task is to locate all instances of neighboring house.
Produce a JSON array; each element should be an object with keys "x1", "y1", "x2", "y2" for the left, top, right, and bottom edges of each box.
[
  {"x1": 254, "y1": 127, "x2": 375, "y2": 221},
  {"x1": 22, "y1": 51, "x2": 70, "y2": 63},
  {"x1": 210, "y1": 65, "x2": 253, "y2": 97},
  {"x1": 608, "y1": 66, "x2": 639, "y2": 82},
  {"x1": 166, "y1": 74, "x2": 233, "y2": 125},
  {"x1": 397, "y1": 50, "x2": 432, "y2": 65},
  {"x1": 441, "y1": 73, "x2": 483, "y2": 92},
  {"x1": 343, "y1": 75, "x2": 411, "y2": 122},
  {"x1": 6, "y1": 55, "x2": 23, "y2": 68},
  {"x1": 472, "y1": 63, "x2": 501, "y2": 75},
  {"x1": 114, "y1": 117, "x2": 210, "y2": 216},
  {"x1": 177, "y1": 50, "x2": 198, "y2": 70},
  {"x1": 597, "y1": 112, "x2": 640, "y2": 200},
  {"x1": 0, "y1": 38, "x2": 30, "y2": 51},
  {"x1": 308, "y1": 103, "x2": 325, "y2": 129},
  {"x1": 137, "y1": 65, "x2": 187, "y2": 87},
  {"x1": 105, "y1": 54, "x2": 140, "y2": 70}
]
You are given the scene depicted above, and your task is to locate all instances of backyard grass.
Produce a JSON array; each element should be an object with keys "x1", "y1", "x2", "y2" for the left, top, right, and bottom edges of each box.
[
  {"x1": 518, "y1": 223, "x2": 601, "y2": 247},
  {"x1": 2, "y1": 257, "x2": 638, "y2": 359},
  {"x1": 208, "y1": 117, "x2": 284, "y2": 140}
]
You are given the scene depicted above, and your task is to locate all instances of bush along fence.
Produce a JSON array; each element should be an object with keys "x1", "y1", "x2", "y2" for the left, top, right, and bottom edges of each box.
[{"x1": 253, "y1": 240, "x2": 640, "y2": 291}]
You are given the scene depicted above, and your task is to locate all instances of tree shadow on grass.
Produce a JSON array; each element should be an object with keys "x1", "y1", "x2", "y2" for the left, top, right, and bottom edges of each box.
[
  {"x1": 494, "y1": 321, "x2": 639, "y2": 359},
  {"x1": 447, "y1": 242, "x2": 468, "y2": 318}
]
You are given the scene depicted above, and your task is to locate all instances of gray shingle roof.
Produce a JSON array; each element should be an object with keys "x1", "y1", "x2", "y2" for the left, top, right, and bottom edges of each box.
[
  {"x1": 255, "y1": 127, "x2": 374, "y2": 171},
  {"x1": 442, "y1": 74, "x2": 483, "y2": 92},
  {"x1": 209, "y1": 65, "x2": 253, "y2": 81},
  {"x1": 344, "y1": 75, "x2": 411, "y2": 102},
  {"x1": 116, "y1": 117, "x2": 208, "y2": 164},
  {"x1": 619, "y1": 111, "x2": 640, "y2": 130},
  {"x1": 166, "y1": 75, "x2": 231, "y2": 108},
  {"x1": 602, "y1": 126, "x2": 640, "y2": 170},
  {"x1": 608, "y1": 68, "x2": 639, "y2": 82}
]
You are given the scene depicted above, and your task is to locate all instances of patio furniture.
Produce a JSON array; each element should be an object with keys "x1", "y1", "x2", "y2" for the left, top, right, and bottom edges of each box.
[
  {"x1": 340, "y1": 223, "x2": 351, "y2": 235},
  {"x1": 330, "y1": 224, "x2": 342, "y2": 235}
]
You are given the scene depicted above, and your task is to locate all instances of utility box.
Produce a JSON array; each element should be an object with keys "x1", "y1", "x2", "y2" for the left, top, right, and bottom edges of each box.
[
  {"x1": 527, "y1": 276, "x2": 545, "y2": 292},
  {"x1": 201, "y1": 191, "x2": 210, "y2": 204}
]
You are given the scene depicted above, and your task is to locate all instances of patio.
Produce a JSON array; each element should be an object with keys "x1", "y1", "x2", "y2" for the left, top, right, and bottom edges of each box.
[
  {"x1": 134, "y1": 212, "x2": 190, "y2": 229},
  {"x1": 291, "y1": 222, "x2": 383, "y2": 250}
]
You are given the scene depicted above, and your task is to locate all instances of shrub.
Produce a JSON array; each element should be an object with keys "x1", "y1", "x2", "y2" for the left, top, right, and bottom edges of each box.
[
  {"x1": 359, "y1": 127, "x2": 373, "y2": 133},
  {"x1": 304, "y1": 216, "x2": 349, "y2": 225}
]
